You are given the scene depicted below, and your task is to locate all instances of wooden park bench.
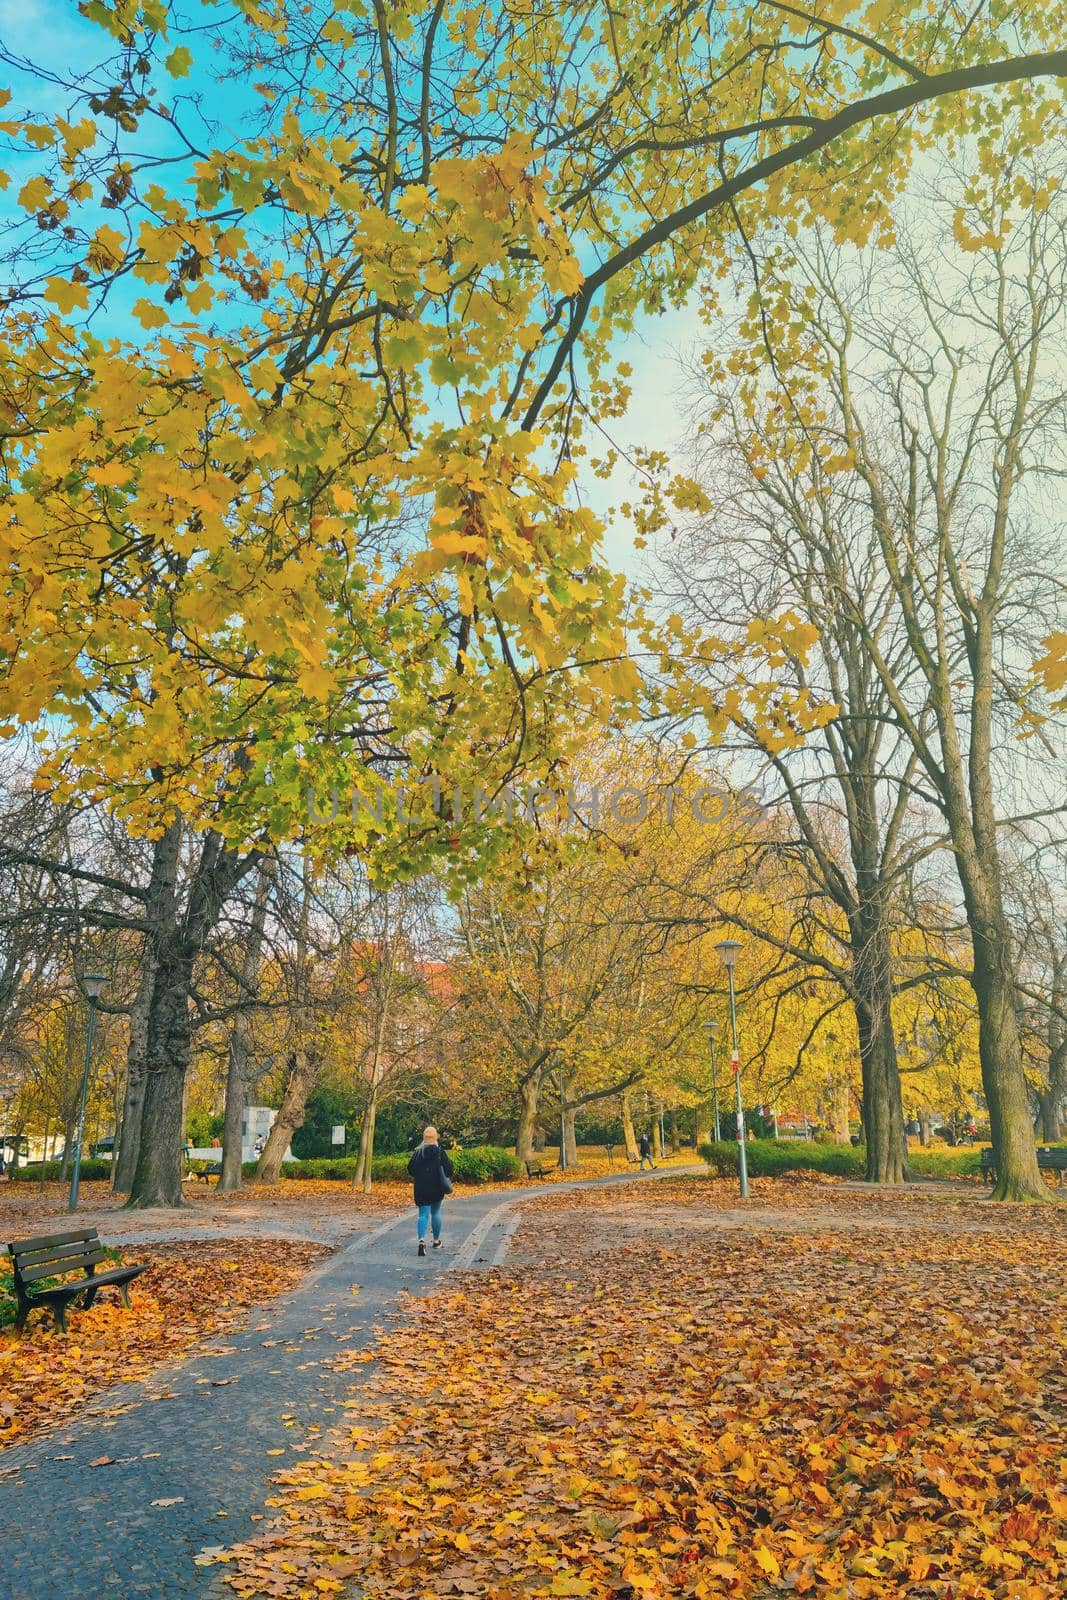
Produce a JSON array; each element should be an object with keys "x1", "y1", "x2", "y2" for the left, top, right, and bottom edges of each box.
[
  {"x1": 524, "y1": 1158, "x2": 553, "y2": 1181},
  {"x1": 981, "y1": 1146, "x2": 1067, "y2": 1188},
  {"x1": 8, "y1": 1227, "x2": 148, "y2": 1332},
  {"x1": 187, "y1": 1160, "x2": 222, "y2": 1184}
]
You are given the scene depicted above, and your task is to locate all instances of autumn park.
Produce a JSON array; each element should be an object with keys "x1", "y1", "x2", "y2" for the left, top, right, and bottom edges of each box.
[{"x1": 2, "y1": 0, "x2": 1067, "y2": 1596}]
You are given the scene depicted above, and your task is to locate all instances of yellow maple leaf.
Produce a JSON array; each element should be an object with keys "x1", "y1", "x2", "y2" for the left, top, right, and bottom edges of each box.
[{"x1": 44, "y1": 277, "x2": 89, "y2": 314}]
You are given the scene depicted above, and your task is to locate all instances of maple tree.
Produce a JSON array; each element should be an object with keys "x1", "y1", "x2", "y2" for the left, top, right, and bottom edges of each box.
[{"x1": 0, "y1": 2, "x2": 1064, "y2": 1205}]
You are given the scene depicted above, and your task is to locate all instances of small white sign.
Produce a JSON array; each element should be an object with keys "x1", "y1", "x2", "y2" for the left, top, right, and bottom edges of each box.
[{"x1": 331, "y1": 1124, "x2": 346, "y2": 1146}]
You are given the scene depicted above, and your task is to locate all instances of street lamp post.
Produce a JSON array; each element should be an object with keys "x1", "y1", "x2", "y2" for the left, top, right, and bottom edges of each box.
[
  {"x1": 715, "y1": 941, "x2": 748, "y2": 1200},
  {"x1": 705, "y1": 1020, "x2": 722, "y2": 1142},
  {"x1": 69, "y1": 973, "x2": 106, "y2": 1213}
]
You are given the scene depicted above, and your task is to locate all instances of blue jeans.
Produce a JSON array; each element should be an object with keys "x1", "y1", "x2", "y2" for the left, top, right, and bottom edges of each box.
[
  {"x1": 639, "y1": 1153, "x2": 655, "y2": 1170},
  {"x1": 417, "y1": 1202, "x2": 442, "y2": 1241}
]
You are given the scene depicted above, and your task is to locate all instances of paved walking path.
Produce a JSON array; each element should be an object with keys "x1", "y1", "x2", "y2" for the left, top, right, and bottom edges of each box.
[{"x1": 1, "y1": 1168, "x2": 696, "y2": 1598}]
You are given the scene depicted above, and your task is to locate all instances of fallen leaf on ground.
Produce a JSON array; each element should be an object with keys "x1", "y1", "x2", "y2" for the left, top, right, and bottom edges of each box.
[{"x1": 219, "y1": 1182, "x2": 1067, "y2": 1600}]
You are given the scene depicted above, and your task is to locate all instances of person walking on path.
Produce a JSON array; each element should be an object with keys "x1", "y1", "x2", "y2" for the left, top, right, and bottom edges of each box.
[
  {"x1": 408, "y1": 1126, "x2": 454, "y2": 1256},
  {"x1": 638, "y1": 1131, "x2": 656, "y2": 1171}
]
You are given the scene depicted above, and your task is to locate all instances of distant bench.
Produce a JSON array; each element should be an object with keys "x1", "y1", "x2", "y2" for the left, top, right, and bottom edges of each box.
[
  {"x1": 187, "y1": 1161, "x2": 222, "y2": 1184},
  {"x1": 8, "y1": 1227, "x2": 148, "y2": 1332},
  {"x1": 524, "y1": 1158, "x2": 553, "y2": 1181},
  {"x1": 184, "y1": 1147, "x2": 223, "y2": 1184},
  {"x1": 980, "y1": 1147, "x2": 1067, "y2": 1188}
]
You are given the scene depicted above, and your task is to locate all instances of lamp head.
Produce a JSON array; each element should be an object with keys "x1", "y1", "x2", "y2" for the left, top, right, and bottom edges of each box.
[
  {"x1": 714, "y1": 939, "x2": 742, "y2": 971},
  {"x1": 705, "y1": 1020, "x2": 721, "y2": 1038},
  {"x1": 82, "y1": 972, "x2": 107, "y2": 1002}
]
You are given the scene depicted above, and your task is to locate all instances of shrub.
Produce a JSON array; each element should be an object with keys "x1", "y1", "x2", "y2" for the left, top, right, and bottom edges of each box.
[
  {"x1": 372, "y1": 1154, "x2": 411, "y2": 1184},
  {"x1": 277, "y1": 1145, "x2": 521, "y2": 1185},
  {"x1": 698, "y1": 1139, "x2": 865, "y2": 1180},
  {"x1": 701, "y1": 1141, "x2": 739, "y2": 1178},
  {"x1": 12, "y1": 1158, "x2": 112, "y2": 1183},
  {"x1": 450, "y1": 1146, "x2": 522, "y2": 1183},
  {"x1": 279, "y1": 1156, "x2": 358, "y2": 1180}
]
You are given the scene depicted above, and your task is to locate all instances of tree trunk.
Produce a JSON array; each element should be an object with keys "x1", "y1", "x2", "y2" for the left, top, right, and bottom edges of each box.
[
  {"x1": 220, "y1": 1023, "x2": 250, "y2": 1192},
  {"x1": 220, "y1": 862, "x2": 273, "y2": 1193},
  {"x1": 855, "y1": 981, "x2": 908, "y2": 1183},
  {"x1": 1036, "y1": 1088, "x2": 1062, "y2": 1144},
  {"x1": 1036, "y1": 1037, "x2": 1066, "y2": 1144},
  {"x1": 563, "y1": 1104, "x2": 578, "y2": 1168},
  {"x1": 39, "y1": 1113, "x2": 51, "y2": 1191},
  {"x1": 621, "y1": 1089, "x2": 639, "y2": 1160},
  {"x1": 255, "y1": 1050, "x2": 316, "y2": 1184},
  {"x1": 113, "y1": 956, "x2": 153, "y2": 1192},
  {"x1": 515, "y1": 1072, "x2": 542, "y2": 1164},
  {"x1": 652, "y1": 1118, "x2": 663, "y2": 1161},
  {"x1": 826, "y1": 1076, "x2": 851, "y2": 1145},
  {"x1": 355, "y1": 1089, "x2": 378, "y2": 1193},
  {"x1": 128, "y1": 829, "x2": 256, "y2": 1209},
  {"x1": 128, "y1": 945, "x2": 196, "y2": 1208},
  {"x1": 60, "y1": 1105, "x2": 75, "y2": 1181},
  {"x1": 695, "y1": 1101, "x2": 713, "y2": 1147},
  {"x1": 970, "y1": 911, "x2": 1046, "y2": 1199}
]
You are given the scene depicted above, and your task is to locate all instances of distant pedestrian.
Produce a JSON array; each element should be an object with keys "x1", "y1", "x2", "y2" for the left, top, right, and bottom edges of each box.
[
  {"x1": 638, "y1": 1131, "x2": 656, "y2": 1171},
  {"x1": 408, "y1": 1125, "x2": 454, "y2": 1256},
  {"x1": 253, "y1": 1134, "x2": 265, "y2": 1157}
]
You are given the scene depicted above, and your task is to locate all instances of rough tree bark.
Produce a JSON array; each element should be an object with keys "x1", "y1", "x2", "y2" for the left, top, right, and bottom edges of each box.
[
  {"x1": 128, "y1": 830, "x2": 256, "y2": 1208},
  {"x1": 852, "y1": 912, "x2": 908, "y2": 1183},
  {"x1": 353, "y1": 1087, "x2": 378, "y2": 1189},
  {"x1": 562, "y1": 1104, "x2": 578, "y2": 1167},
  {"x1": 112, "y1": 955, "x2": 154, "y2": 1193},
  {"x1": 255, "y1": 1048, "x2": 318, "y2": 1184},
  {"x1": 115, "y1": 823, "x2": 182, "y2": 1195},
  {"x1": 620, "y1": 1089, "x2": 639, "y2": 1161},
  {"x1": 220, "y1": 861, "x2": 274, "y2": 1192},
  {"x1": 515, "y1": 1071, "x2": 544, "y2": 1165}
]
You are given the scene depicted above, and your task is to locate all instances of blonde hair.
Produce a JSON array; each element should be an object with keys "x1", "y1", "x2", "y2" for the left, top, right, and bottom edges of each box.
[{"x1": 422, "y1": 1125, "x2": 439, "y2": 1145}]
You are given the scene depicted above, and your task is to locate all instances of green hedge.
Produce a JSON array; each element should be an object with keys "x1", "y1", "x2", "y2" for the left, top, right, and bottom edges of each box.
[
  {"x1": 11, "y1": 1158, "x2": 112, "y2": 1183},
  {"x1": 451, "y1": 1146, "x2": 522, "y2": 1183},
  {"x1": 699, "y1": 1139, "x2": 1067, "y2": 1182},
  {"x1": 279, "y1": 1145, "x2": 521, "y2": 1185},
  {"x1": 699, "y1": 1139, "x2": 865, "y2": 1179}
]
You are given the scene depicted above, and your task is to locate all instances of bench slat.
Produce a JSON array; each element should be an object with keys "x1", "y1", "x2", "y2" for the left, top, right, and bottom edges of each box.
[
  {"x1": 28, "y1": 1264, "x2": 148, "y2": 1303},
  {"x1": 8, "y1": 1227, "x2": 97, "y2": 1256},
  {"x1": 19, "y1": 1249, "x2": 107, "y2": 1284},
  {"x1": 14, "y1": 1235, "x2": 105, "y2": 1269}
]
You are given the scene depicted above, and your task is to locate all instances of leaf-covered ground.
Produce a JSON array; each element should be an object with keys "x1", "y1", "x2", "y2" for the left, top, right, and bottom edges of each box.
[
  {"x1": 0, "y1": 1237, "x2": 327, "y2": 1449},
  {"x1": 217, "y1": 1179, "x2": 1067, "y2": 1600},
  {"x1": 0, "y1": 1155, "x2": 696, "y2": 1242}
]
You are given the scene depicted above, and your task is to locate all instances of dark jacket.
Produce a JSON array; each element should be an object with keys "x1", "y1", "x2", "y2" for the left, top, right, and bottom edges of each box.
[
  {"x1": 639, "y1": 1134, "x2": 652, "y2": 1158},
  {"x1": 408, "y1": 1143, "x2": 454, "y2": 1205}
]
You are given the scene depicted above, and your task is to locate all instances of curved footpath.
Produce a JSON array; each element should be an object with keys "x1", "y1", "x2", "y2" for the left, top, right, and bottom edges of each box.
[{"x1": 0, "y1": 1166, "x2": 697, "y2": 1599}]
